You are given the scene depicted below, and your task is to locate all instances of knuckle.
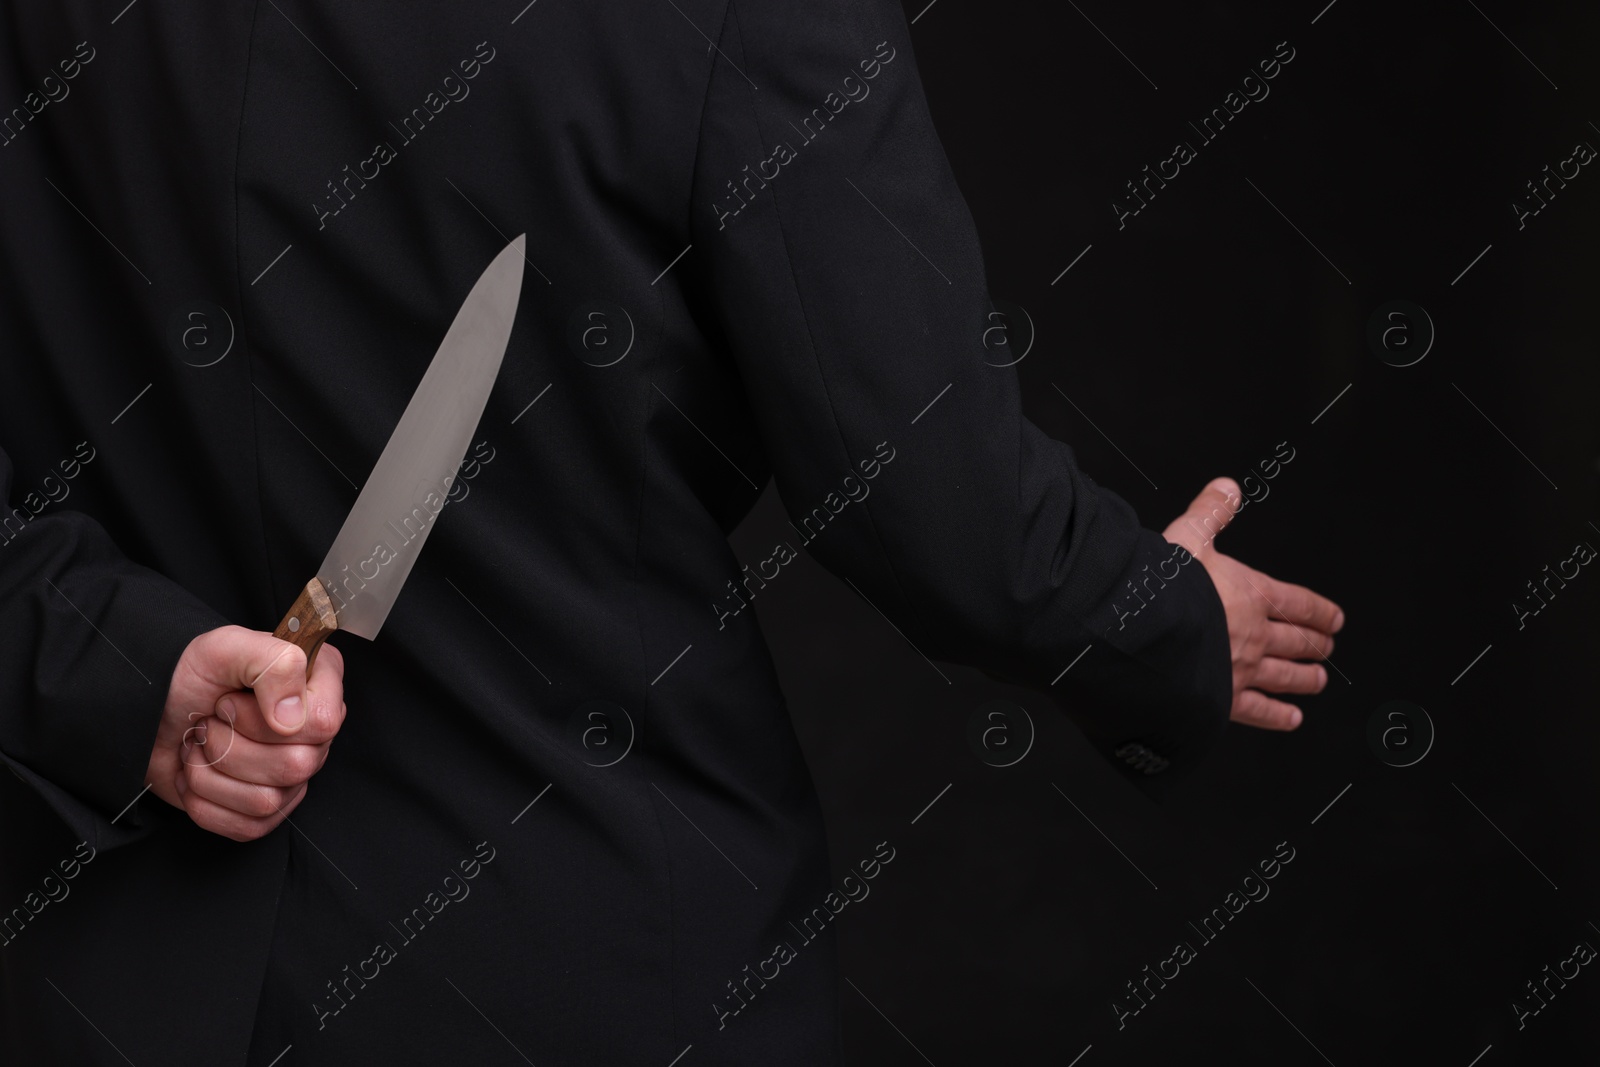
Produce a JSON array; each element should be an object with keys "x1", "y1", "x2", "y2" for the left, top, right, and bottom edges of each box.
[
  {"x1": 199, "y1": 722, "x2": 231, "y2": 757},
  {"x1": 202, "y1": 625, "x2": 244, "y2": 656},
  {"x1": 194, "y1": 739, "x2": 228, "y2": 772},
  {"x1": 276, "y1": 652, "x2": 308, "y2": 686},
  {"x1": 304, "y1": 695, "x2": 340, "y2": 740},
  {"x1": 319, "y1": 643, "x2": 346, "y2": 677},
  {"x1": 278, "y1": 746, "x2": 320, "y2": 785},
  {"x1": 262, "y1": 643, "x2": 307, "y2": 686},
  {"x1": 198, "y1": 627, "x2": 245, "y2": 673},
  {"x1": 246, "y1": 786, "x2": 287, "y2": 818}
]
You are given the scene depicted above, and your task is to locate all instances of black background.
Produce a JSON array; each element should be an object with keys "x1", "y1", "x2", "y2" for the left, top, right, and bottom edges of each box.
[{"x1": 728, "y1": 1, "x2": 1600, "y2": 1063}]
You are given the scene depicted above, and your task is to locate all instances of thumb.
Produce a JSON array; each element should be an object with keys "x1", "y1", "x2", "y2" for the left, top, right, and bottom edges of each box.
[
  {"x1": 1164, "y1": 477, "x2": 1244, "y2": 556},
  {"x1": 191, "y1": 626, "x2": 309, "y2": 735},
  {"x1": 248, "y1": 638, "x2": 310, "y2": 736}
]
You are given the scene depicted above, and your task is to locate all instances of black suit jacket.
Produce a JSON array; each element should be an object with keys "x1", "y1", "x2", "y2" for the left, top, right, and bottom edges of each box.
[{"x1": 0, "y1": 1, "x2": 1231, "y2": 1062}]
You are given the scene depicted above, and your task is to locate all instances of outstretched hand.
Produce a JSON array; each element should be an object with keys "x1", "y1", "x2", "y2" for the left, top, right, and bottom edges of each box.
[{"x1": 1163, "y1": 478, "x2": 1344, "y2": 731}]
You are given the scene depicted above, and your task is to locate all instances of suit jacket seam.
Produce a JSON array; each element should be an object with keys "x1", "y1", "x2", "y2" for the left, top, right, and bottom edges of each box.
[
  {"x1": 632, "y1": 372, "x2": 678, "y2": 1051},
  {"x1": 230, "y1": 0, "x2": 278, "y2": 628},
  {"x1": 684, "y1": 0, "x2": 734, "y2": 241},
  {"x1": 720, "y1": 0, "x2": 927, "y2": 640},
  {"x1": 230, "y1": 6, "x2": 296, "y2": 1062}
]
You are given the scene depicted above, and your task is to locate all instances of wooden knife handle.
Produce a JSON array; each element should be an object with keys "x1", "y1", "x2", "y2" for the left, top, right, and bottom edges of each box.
[{"x1": 273, "y1": 577, "x2": 339, "y2": 676}]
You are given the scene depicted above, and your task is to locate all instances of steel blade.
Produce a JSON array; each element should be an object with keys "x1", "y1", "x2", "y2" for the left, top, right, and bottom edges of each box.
[{"x1": 314, "y1": 234, "x2": 525, "y2": 639}]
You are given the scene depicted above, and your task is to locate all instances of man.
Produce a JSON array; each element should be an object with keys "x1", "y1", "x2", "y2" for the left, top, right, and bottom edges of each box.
[{"x1": 0, "y1": 0, "x2": 1339, "y2": 1062}]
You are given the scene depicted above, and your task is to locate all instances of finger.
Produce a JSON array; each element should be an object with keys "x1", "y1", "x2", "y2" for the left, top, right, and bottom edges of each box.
[
  {"x1": 182, "y1": 625, "x2": 311, "y2": 736},
  {"x1": 1256, "y1": 577, "x2": 1343, "y2": 635},
  {"x1": 247, "y1": 639, "x2": 310, "y2": 737},
  {"x1": 1163, "y1": 477, "x2": 1244, "y2": 556},
  {"x1": 1231, "y1": 689, "x2": 1304, "y2": 731},
  {"x1": 183, "y1": 757, "x2": 305, "y2": 820},
  {"x1": 302, "y1": 642, "x2": 346, "y2": 743},
  {"x1": 183, "y1": 624, "x2": 306, "y2": 703},
  {"x1": 175, "y1": 770, "x2": 307, "y2": 842},
  {"x1": 1249, "y1": 656, "x2": 1327, "y2": 695},
  {"x1": 186, "y1": 713, "x2": 330, "y2": 787},
  {"x1": 212, "y1": 687, "x2": 344, "y2": 748},
  {"x1": 199, "y1": 691, "x2": 274, "y2": 746},
  {"x1": 1263, "y1": 622, "x2": 1334, "y2": 660}
]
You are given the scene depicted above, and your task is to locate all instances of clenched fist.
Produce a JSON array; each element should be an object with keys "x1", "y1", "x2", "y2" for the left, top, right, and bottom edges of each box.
[
  {"x1": 1164, "y1": 478, "x2": 1345, "y2": 731},
  {"x1": 147, "y1": 625, "x2": 346, "y2": 841}
]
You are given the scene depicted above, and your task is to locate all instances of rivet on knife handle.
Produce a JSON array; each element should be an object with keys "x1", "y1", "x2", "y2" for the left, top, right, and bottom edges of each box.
[{"x1": 273, "y1": 577, "x2": 339, "y2": 676}]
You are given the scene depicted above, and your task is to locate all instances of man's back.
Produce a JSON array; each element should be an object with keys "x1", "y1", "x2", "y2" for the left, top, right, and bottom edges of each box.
[{"x1": 0, "y1": 2, "x2": 1237, "y2": 1061}]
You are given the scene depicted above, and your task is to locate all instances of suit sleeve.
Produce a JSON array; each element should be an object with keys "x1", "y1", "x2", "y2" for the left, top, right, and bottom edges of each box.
[
  {"x1": 687, "y1": 0, "x2": 1234, "y2": 788},
  {"x1": 0, "y1": 442, "x2": 227, "y2": 848}
]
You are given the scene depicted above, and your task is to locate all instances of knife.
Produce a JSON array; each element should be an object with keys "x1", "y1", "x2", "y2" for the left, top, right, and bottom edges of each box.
[{"x1": 270, "y1": 234, "x2": 526, "y2": 673}]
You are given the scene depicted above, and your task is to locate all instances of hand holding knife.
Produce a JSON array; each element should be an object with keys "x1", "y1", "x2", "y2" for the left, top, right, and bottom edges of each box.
[{"x1": 144, "y1": 236, "x2": 527, "y2": 839}]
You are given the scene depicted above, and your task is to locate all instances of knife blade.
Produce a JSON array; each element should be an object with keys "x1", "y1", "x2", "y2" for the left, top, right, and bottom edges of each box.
[{"x1": 271, "y1": 235, "x2": 526, "y2": 672}]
